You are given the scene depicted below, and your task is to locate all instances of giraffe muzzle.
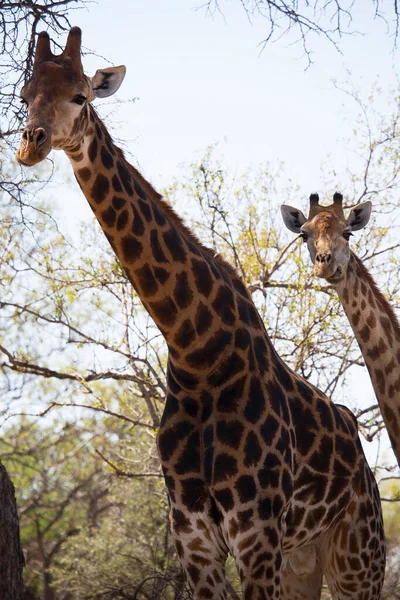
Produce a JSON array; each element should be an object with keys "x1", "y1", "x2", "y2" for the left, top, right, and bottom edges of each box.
[
  {"x1": 325, "y1": 265, "x2": 345, "y2": 283},
  {"x1": 16, "y1": 126, "x2": 51, "y2": 166},
  {"x1": 315, "y1": 251, "x2": 332, "y2": 265},
  {"x1": 314, "y1": 250, "x2": 342, "y2": 280},
  {"x1": 314, "y1": 262, "x2": 344, "y2": 282}
]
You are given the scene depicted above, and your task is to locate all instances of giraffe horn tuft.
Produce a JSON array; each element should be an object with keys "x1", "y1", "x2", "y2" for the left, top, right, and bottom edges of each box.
[
  {"x1": 309, "y1": 193, "x2": 320, "y2": 206},
  {"x1": 62, "y1": 26, "x2": 82, "y2": 64},
  {"x1": 34, "y1": 31, "x2": 54, "y2": 66},
  {"x1": 333, "y1": 192, "x2": 343, "y2": 205}
]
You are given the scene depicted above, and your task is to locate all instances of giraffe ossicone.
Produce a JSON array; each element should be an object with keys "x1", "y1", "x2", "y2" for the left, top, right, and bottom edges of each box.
[
  {"x1": 282, "y1": 192, "x2": 400, "y2": 468},
  {"x1": 17, "y1": 28, "x2": 385, "y2": 600}
]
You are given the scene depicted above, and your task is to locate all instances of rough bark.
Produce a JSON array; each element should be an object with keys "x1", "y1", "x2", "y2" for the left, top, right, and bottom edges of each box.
[{"x1": 0, "y1": 461, "x2": 24, "y2": 600}]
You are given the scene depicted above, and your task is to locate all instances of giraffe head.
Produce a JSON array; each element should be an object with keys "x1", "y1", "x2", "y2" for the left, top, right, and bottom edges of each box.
[
  {"x1": 16, "y1": 27, "x2": 126, "y2": 166},
  {"x1": 281, "y1": 193, "x2": 372, "y2": 283}
]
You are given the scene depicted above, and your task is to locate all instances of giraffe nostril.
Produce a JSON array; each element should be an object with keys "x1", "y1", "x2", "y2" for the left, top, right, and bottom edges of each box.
[
  {"x1": 316, "y1": 252, "x2": 332, "y2": 264},
  {"x1": 34, "y1": 128, "x2": 47, "y2": 147},
  {"x1": 22, "y1": 128, "x2": 29, "y2": 142}
]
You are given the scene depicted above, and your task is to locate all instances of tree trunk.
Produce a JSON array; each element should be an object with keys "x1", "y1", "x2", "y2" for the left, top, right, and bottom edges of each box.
[
  {"x1": 0, "y1": 461, "x2": 24, "y2": 599},
  {"x1": 43, "y1": 569, "x2": 56, "y2": 600}
]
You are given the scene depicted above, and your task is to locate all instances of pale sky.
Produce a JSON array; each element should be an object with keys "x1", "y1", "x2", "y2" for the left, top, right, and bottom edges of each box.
[
  {"x1": 38, "y1": 0, "x2": 400, "y2": 467},
  {"x1": 66, "y1": 0, "x2": 398, "y2": 192}
]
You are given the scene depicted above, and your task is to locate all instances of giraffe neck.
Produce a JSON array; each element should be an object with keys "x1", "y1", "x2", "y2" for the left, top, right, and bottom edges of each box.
[
  {"x1": 336, "y1": 252, "x2": 400, "y2": 466},
  {"x1": 65, "y1": 105, "x2": 255, "y2": 383}
]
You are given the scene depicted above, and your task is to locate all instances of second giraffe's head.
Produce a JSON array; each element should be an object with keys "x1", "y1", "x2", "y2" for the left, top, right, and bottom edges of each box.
[
  {"x1": 281, "y1": 193, "x2": 372, "y2": 284},
  {"x1": 16, "y1": 27, "x2": 126, "y2": 166}
]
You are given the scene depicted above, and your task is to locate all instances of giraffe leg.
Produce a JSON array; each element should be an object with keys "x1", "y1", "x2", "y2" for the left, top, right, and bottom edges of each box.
[
  {"x1": 320, "y1": 484, "x2": 385, "y2": 600},
  {"x1": 170, "y1": 507, "x2": 229, "y2": 600},
  {"x1": 323, "y1": 537, "x2": 385, "y2": 600},
  {"x1": 228, "y1": 519, "x2": 284, "y2": 600},
  {"x1": 280, "y1": 550, "x2": 323, "y2": 600}
]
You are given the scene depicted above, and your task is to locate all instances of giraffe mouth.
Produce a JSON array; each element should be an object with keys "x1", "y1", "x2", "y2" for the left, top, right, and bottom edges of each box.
[
  {"x1": 314, "y1": 263, "x2": 345, "y2": 283},
  {"x1": 16, "y1": 144, "x2": 51, "y2": 166},
  {"x1": 326, "y1": 266, "x2": 344, "y2": 283},
  {"x1": 16, "y1": 125, "x2": 52, "y2": 166}
]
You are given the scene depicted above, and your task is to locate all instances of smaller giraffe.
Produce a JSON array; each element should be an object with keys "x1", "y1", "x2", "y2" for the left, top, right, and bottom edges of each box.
[{"x1": 281, "y1": 192, "x2": 400, "y2": 468}]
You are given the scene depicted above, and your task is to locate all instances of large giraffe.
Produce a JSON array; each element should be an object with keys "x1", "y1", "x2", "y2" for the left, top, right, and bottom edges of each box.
[
  {"x1": 16, "y1": 28, "x2": 385, "y2": 600},
  {"x1": 281, "y1": 192, "x2": 400, "y2": 468}
]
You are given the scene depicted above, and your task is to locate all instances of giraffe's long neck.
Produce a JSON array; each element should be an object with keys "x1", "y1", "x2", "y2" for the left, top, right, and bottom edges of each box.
[
  {"x1": 66, "y1": 106, "x2": 256, "y2": 384},
  {"x1": 336, "y1": 252, "x2": 400, "y2": 466}
]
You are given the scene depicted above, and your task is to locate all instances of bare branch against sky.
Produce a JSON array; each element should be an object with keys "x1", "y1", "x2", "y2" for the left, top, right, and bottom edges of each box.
[{"x1": 198, "y1": 0, "x2": 400, "y2": 65}]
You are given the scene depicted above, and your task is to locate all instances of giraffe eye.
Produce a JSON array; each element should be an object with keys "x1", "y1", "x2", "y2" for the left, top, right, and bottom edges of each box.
[
  {"x1": 72, "y1": 94, "x2": 87, "y2": 105},
  {"x1": 343, "y1": 231, "x2": 353, "y2": 241},
  {"x1": 20, "y1": 98, "x2": 28, "y2": 106},
  {"x1": 299, "y1": 232, "x2": 308, "y2": 242}
]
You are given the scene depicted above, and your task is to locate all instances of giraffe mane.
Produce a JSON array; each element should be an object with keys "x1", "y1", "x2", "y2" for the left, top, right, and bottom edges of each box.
[
  {"x1": 89, "y1": 106, "x2": 238, "y2": 278},
  {"x1": 351, "y1": 252, "x2": 400, "y2": 337}
]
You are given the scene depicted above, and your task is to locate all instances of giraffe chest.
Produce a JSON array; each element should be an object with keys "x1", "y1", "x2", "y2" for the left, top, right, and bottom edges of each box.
[
  {"x1": 157, "y1": 379, "x2": 293, "y2": 511},
  {"x1": 158, "y1": 363, "x2": 362, "y2": 557}
]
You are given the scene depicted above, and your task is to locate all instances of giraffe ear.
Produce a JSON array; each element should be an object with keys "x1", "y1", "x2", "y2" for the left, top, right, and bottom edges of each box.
[
  {"x1": 91, "y1": 65, "x2": 126, "y2": 98},
  {"x1": 281, "y1": 205, "x2": 307, "y2": 233},
  {"x1": 347, "y1": 201, "x2": 372, "y2": 231}
]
